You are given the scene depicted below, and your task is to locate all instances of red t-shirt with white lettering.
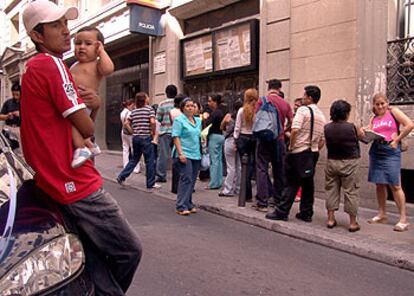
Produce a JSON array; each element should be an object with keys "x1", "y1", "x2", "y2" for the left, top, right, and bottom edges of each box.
[{"x1": 21, "y1": 53, "x2": 102, "y2": 204}]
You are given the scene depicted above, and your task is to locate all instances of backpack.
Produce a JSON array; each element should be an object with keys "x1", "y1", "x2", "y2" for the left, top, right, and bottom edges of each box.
[{"x1": 252, "y1": 96, "x2": 282, "y2": 141}]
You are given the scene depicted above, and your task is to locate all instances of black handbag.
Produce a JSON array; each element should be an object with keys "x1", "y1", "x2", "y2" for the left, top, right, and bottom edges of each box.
[{"x1": 285, "y1": 107, "x2": 315, "y2": 179}]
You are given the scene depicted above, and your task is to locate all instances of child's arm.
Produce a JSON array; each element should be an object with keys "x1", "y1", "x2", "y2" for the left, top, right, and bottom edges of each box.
[{"x1": 96, "y1": 41, "x2": 114, "y2": 76}]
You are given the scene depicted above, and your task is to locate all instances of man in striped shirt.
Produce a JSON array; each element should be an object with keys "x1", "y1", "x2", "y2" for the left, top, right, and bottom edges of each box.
[
  {"x1": 155, "y1": 84, "x2": 177, "y2": 182},
  {"x1": 117, "y1": 92, "x2": 160, "y2": 189}
]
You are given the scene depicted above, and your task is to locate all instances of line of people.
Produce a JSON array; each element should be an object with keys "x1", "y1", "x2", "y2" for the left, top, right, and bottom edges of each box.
[{"x1": 119, "y1": 79, "x2": 413, "y2": 233}]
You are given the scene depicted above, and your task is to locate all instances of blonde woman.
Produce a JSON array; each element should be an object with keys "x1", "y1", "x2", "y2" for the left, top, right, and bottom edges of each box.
[
  {"x1": 365, "y1": 93, "x2": 414, "y2": 231},
  {"x1": 233, "y1": 88, "x2": 259, "y2": 201}
]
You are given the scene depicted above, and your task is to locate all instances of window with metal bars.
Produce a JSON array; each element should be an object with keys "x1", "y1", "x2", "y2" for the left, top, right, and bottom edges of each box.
[{"x1": 387, "y1": 0, "x2": 414, "y2": 104}]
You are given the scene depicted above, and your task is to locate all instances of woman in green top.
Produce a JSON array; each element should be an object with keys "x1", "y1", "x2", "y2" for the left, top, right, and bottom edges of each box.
[{"x1": 172, "y1": 98, "x2": 202, "y2": 215}]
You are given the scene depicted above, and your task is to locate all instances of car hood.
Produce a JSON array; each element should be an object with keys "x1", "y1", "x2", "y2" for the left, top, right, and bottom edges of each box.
[{"x1": 0, "y1": 180, "x2": 67, "y2": 278}]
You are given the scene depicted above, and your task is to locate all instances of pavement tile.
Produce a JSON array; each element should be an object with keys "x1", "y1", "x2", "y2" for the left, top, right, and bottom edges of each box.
[{"x1": 96, "y1": 152, "x2": 414, "y2": 271}]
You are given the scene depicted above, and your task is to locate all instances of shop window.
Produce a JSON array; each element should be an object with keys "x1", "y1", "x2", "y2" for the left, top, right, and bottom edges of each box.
[{"x1": 183, "y1": 71, "x2": 258, "y2": 113}]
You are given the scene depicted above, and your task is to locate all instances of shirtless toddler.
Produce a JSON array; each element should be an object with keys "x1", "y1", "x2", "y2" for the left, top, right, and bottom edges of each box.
[{"x1": 70, "y1": 26, "x2": 114, "y2": 168}]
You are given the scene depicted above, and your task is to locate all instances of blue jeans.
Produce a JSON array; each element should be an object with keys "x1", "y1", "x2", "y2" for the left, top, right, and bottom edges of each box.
[
  {"x1": 208, "y1": 133, "x2": 225, "y2": 188},
  {"x1": 174, "y1": 158, "x2": 201, "y2": 211},
  {"x1": 156, "y1": 133, "x2": 171, "y2": 181},
  {"x1": 118, "y1": 136, "x2": 155, "y2": 188},
  {"x1": 62, "y1": 187, "x2": 142, "y2": 296}
]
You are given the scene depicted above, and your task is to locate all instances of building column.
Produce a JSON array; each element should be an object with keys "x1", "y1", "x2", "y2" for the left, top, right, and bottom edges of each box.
[
  {"x1": 259, "y1": 0, "x2": 290, "y2": 97},
  {"x1": 151, "y1": 12, "x2": 183, "y2": 103},
  {"x1": 355, "y1": 0, "x2": 388, "y2": 126}
]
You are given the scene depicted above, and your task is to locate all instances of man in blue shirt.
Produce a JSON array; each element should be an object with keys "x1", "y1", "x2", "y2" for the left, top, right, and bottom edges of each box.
[{"x1": 155, "y1": 84, "x2": 177, "y2": 182}]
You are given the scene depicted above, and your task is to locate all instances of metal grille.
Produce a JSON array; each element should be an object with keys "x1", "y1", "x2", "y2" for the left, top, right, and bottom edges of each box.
[
  {"x1": 387, "y1": 1, "x2": 414, "y2": 104},
  {"x1": 387, "y1": 37, "x2": 414, "y2": 104}
]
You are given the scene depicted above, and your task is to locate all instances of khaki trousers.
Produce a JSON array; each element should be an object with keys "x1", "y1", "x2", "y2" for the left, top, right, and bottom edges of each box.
[{"x1": 325, "y1": 158, "x2": 360, "y2": 216}]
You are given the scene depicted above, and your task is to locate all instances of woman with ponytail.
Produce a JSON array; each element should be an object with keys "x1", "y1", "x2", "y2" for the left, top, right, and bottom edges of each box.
[{"x1": 233, "y1": 88, "x2": 259, "y2": 201}]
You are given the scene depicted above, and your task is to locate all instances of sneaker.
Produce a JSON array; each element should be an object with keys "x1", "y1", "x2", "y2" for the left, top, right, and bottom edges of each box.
[
  {"x1": 189, "y1": 207, "x2": 197, "y2": 214},
  {"x1": 151, "y1": 183, "x2": 162, "y2": 189},
  {"x1": 89, "y1": 143, "x2": 101, "y2": 156},
  {"x1": 252, "y1": 204, "x2": 268, "y2": 213},
  {"x1": 72, "y1": 147, "x2": 92, "y2": 168},
  {"x1": 295, "y1": 212, "x2": 312, "y2": 222},
  {"x1": 176, "y1": 210, "x2": 191, "y2": 216},
  {"x1": 265, "y1": 211, "x2": 288, "y2": 221},
  {"x1": 116, "y1": 176, "x2": 124, "y2": 186},
  {"x1": 218, "y1": 192, "x2": 234, "y2": 197}
]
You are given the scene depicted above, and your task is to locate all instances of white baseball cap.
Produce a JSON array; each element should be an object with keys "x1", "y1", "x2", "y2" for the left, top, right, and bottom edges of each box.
[{"x1": 23, "y1": 0, "x2": 78, "y2": 33}]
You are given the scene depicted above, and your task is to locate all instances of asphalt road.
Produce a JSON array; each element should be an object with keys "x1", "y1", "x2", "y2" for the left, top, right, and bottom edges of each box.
[{"x1": 103, "y1": 181, "x2": 413, "y2": 296}]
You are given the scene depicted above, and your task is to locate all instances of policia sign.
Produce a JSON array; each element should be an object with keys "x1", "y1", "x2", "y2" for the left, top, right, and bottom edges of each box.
[{"x1": 128, "y1": 0, "x2": 167, "y2": 36}]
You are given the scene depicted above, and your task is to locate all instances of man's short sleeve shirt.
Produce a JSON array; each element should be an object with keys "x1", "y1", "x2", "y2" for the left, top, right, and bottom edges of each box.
[
  {"x1": 20, "y1": 53, "x2": 102, "y2": 204},
  {"x1": 156, "y1": 98, "x2": 174, "y2": 135},
  {"x1": 291, "y1": 104, "x2": 326, "y2": 153}
]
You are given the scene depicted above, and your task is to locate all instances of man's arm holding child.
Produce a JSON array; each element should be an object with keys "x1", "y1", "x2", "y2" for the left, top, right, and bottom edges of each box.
[{"x1": 68, "y1": 109, "x2": 95, "y2": 139}]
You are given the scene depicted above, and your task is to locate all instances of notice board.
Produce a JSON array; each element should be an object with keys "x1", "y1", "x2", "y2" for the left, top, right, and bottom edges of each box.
[
  {"x1": 180, "y1": 19, "x2": 258, "y2": 80},
  {"x1": 214, "y1": 22, "x2": 251, "y2": 71},
  {"x1": 183, "y1": 35, "x2": 213, "y2": 78}
]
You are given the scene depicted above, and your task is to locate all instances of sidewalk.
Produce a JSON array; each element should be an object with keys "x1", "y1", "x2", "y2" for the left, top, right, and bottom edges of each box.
[{"x1": 96, "y1": 152, "x2": 414, "y2": 272}]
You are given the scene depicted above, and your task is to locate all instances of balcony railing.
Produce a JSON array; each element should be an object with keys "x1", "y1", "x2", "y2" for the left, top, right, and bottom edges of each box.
[{"x1": 387, "y1": 37, "x2": 414, "y2": 104}]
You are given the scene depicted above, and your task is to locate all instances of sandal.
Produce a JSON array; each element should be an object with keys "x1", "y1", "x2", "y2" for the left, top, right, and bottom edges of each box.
[
  {"x1": 326, "y1": 220, "x2": 337, "y2": 229},
  {"x1": 367, "y1": 216, "x2": 388, "y2": 224},
  {"x1": 393, "y1": 222, "x2": 409, "y2": 232},
  {"x1": 349, "y1": 223, "x2": 361, "y2": 232}
]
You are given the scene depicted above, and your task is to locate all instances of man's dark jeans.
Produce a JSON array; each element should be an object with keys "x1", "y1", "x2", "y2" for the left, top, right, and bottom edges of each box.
[
  {"x1": 255, "y1": 139, "x2": 286, "y2": 207},
  {"x1": 119, "y1": 135, "x2": 155, "y2": 188},
  {"x1": 63, "y1": 187, "x2": 142, "y2": 296},
  {"x1": 275, "y1": 152, "x2": 320, "y2": 218}
]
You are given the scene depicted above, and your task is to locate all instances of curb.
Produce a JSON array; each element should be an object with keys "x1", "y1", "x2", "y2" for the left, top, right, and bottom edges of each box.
[
  {"x1": 102, "y1": 175, "x2": 414, "y2": 272},
  {"x1": 199, "y1": 204, "x2": 414, "y2": 271}
]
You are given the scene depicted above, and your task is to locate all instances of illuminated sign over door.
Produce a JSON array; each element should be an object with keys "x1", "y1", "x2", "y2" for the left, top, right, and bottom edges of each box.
[{"x1": 129, "y1": 4, "x2": 164, "y2": 36}]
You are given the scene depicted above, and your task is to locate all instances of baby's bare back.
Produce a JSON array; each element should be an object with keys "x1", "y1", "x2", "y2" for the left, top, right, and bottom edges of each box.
[{"x1": 71, "y1": 60, "x2": 102, "y2": 92}]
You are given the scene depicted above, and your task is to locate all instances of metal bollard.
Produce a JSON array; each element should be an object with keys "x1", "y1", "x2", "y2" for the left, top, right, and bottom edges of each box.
[{"x1": 238, "y1": 153, "x2": 249, "y2": 207}]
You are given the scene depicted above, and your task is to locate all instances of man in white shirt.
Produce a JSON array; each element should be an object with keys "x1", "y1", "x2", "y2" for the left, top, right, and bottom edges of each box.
[{"x1": 266, "y1": 85, "x2": 326, "y2": 222}]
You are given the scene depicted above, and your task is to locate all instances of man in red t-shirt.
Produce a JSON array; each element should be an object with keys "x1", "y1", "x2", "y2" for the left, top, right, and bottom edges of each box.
[
  {"x1": 254, "y1": 79, "x2": 293, "y2": 212},
  {"x1": 21, "y1": 1, "x2": 141, "y2": 294}
]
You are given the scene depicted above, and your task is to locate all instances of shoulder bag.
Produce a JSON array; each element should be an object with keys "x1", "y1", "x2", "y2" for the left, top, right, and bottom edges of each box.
[
  {"x1": 390, "y1": 108, "x2": 409, "y2": 152},
  {"x1": 285, "y1": 107, "x2": 315, "y2": 179}
]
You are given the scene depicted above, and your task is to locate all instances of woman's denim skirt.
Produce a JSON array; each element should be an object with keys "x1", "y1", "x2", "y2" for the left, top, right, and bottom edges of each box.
[{"x1": 368, "y1": 141, "x2": 401, "y2": 185}]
